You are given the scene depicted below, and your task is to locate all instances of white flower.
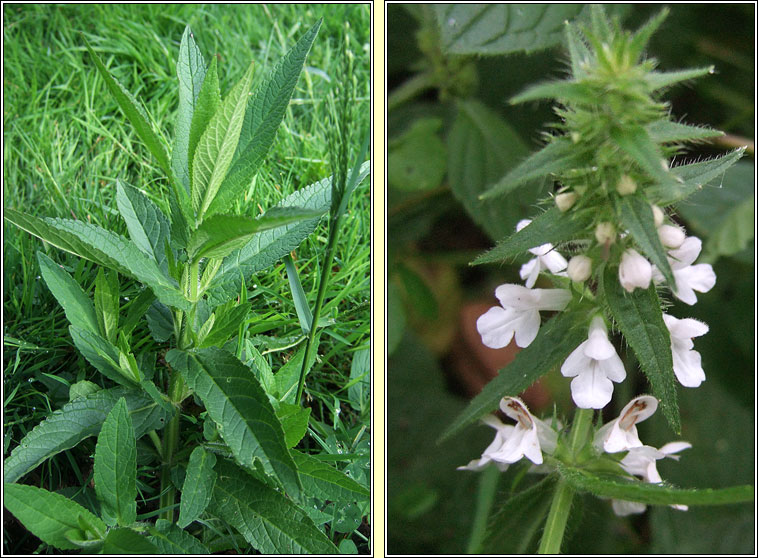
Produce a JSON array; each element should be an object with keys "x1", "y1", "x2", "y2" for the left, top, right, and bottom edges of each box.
[
  {"x1": 477, "y1": 284, "x2": 571, "y2": 349},
  {"x1": 662, "y1": 314, "x2": 709, "y2": 387},
  {"x1": 657, "y1": 224, "x2": 685, "y2": 249},
  {"x1": 619, "y1": 249, "x2": 652, "y2": 292},
  {"x1": 653, "y1": 236, "x2": 716, "y2": 305},
  {"x1": 567, "y1": 254, "x2": 592, "y2": 282},
  {"x1": 593, "y1": 395, "x2": 658, "y2": 453},
  {"x1": 561, "y1": 316, "x2": 626, "y2": 409},
  {"x1": 555, "y1": 191, "x2": 577, "y2": 212},
  {"x1": 595, "y1": 221, "x2": 616, "y2": 244},
  {"x1": 517, "y1": 219, "x2": 568, "y2": 288},
  {"x1": 459, "y1": 397, "x2": 559, "y2": 470}
]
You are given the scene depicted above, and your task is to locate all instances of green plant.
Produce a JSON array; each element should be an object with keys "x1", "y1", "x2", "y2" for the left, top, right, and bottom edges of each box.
[{"x1": 4, "y1": 19, "x2": 369, "y2": 554}]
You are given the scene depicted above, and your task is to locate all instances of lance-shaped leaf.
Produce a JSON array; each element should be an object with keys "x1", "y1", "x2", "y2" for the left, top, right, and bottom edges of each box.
[
  {"x1": 102, "y1": 528, "x2": 160, "y2": 554},
  {"x1": 166, "y1": 348, "x2": 301, "y2": 498},
  {"x1": 208, "y1": 458, "x2": 338, "y2": 554},
  {"x1": 291, "y1": 450, "x2": 370, "y2": 502},
  {"x1": 4, "y1": 387, "x2": 170, "y2": 484},
  {"x1": 645, "y1": 120, "x2": 723, "y2": 144},
  {"x1": 195, "y1": 302, "x2": 250, "y2": 349},
  {"x1": 84, "y1": 37, "x2": 171, "y2": 176},
  {"x1": 627, "y1": 8, "x2": 669, "y2": 64},
  {"x1": 510, "y1": 80, "x2": 596, "y2": 105},
  {"x1": 94, "y1": 268, "x2": 120, "y2": 343},
  {"x1": 188, "y1": 56, "x2": 220, "y2": 189},
  {"x1": 615, "y1": 194, "x2": 675, "y2": 287},
  {"x1": 600, "y1": 265, "x2": 680, "y2": 433},
  {"x1": 557, "y1": 463, "x2": 754, "y2": 506},
  {"x1": 36, "y1": 251, "x2": 99, "y2": 334},
  {"x1": 192, "y1": 60, "x2": 255, "y2": 219},
  {"x1": 439, "y1": 305, "x2": 590, "y2": 442},
  {"x1": 94, "y1": 398, "x2": 137, "y2": 527},
  {"x1": 149, "y1": 519, "x2": 210, "y2": 554},
  {"x1": 480, "y1": 138, "x2": 583, "y2": 200},
  {"x1": 116, "y1": 180, "x2": 171, "y2": 273},
  {"x1": 187, "y1": 208, "x2": 321, "y2": 263},
  {"x1": 472, "y1": 207, "x2": 593, "y2": 265},
  {"x1": 120, "y1": 288, "x2": 156, "y2": 335},
  {"x1": 565, "y1": 20, "x2": 593, "y2": 79},
  {"x1": 276, "y1": 403, "x2": 310, "y2": 448},
  {"x1": 284, "y1": 255, "x2": 314, "y2": 335},
  {"x1": 610, "y1": 125, "x2": 677, "y2": 187},
  {"x1": 178, "y1": 447, "x2": 217, "y2": 528},
  {"x1": 70, "y1": 325, "x2": 134, "y2": 387},
  {"x1": 645, "y1": 66, "x2": 714, "y2": 91},
  {"x1": 205, "y1": 19, "x2": 322, "y2": 219},
  {"x1": 172, "y1": 25, "x2": 207, "y2": 194},
  {"x1": 4, "y1": 483, "x2": 107, "y2": 551}
]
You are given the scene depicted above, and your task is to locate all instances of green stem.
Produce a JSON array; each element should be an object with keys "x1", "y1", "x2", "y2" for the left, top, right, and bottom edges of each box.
[
  {"x1": 466, "y1": 464, "x2": 500, "y2": 553},
  {"x1": 538, "y1": 408, "x2": 594, "y2": 554},
  {"x1": 387, "y1": 71, "x2": 436, "y2": 112},
  {"x1": 159, "y1": 370, "x2": 185, "y2": 522}
]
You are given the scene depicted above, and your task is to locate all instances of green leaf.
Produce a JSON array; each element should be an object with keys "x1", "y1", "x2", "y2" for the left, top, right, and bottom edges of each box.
[
  {"x1": 645, "y1": 66, "x2": 714, "y2": 91},
  {"x1": 192, "y1": 60, "x2": 255, "y2": 218},
  {"x1": 291, "y1": 449, "x2": 370, "y2": 502},
  {"x1": 615, "y1": 194, "x2": 675, "y2": 287},
  {"x1": 205, "y1": 164, "x2": 371, "y2": 307},
  {"x1": 94, "y1": 268, "x2": 120, "y2": 343},
  {"x1": 435, "y1": 4, "x2": 589, "y2": 55},
  {"x1": 205, "y1": 20, "x2": 321, "y2": 219},
  {"x1": 145, "y1": 300, "x2": 174, "y2": 342},
  {"x1": 69, "y1": 380, "x2": 101, "y2": 401},
  {"x1": 195, "y1": 302, "x2": 250, "y2": 349},
  {"x1": 70, "y1": 325, "x2": 134, "y2": 387},
  {"x1": 140, "y1": 379, "x2": 175, "y2": 416},
  {"x1": 3, "y1": 483, "x2": 107, "y2": 551},
  {"x1": 189, "y1": 56, "x2": 220, "y2": 190},
  {"x1": 166, "y1": 348, "x2": 301, "y2": 498},
  {"x1": 627, "y1": 8, "x2": 669, "y2": 63},
  {"x1": 116, "y1": 180, "x2": 172, "y2": 273},
  {"x1": 187, "y1": 209, "x2": 321, "y2": 263},
  {"x1": 558, "y1": 464, "x2": 754, "y2": 506},
  {"x1": 172, "y1": 25, "x2": 207, "y2": 195},
  {"x1": 609, "y1": 125, "x2": 674, "y2": 186},
  {"x1": 208, "y1": 458, "x2": 338, "y2": 554},
  {"x1": 510, "y1": 80, "x2": 596, "y2": 105},
  {"x1": 473, "y1": 206, "x2": 593, "y2": 265},
  {"x1": 645, "y1": 120, "x2": 723, "y2": 144},
  {"x1": 272, "y1": 334, "x2": 321, "y2": 404},
  {"x1": 284, "y1": 255, "x2": 314, "y2": 334},
  {"x1": 388, "y1": 117, "x2": 447, "y2": 191},
  {"x1": 600, "y1": 265, "x2": 679, "y2": 433},
  {"x1": 178, "y1": 447, "x2": 217, "y2": 528},
  {"x1": 149, "y1": 519, "x2": 210, "y2": 554},
  {"x1": 94, "y1": 397, "x2": 137, "y2": 526},
  {"x1": 439, "y1": 305, "x2": 590, "y2": 442},
  {"x1": 480, "y1": 138, "x2": 582, "y2": 200},
  {"x1": 565, "y1": 19, "x2": 592, "y2": 79},
  {"x1": 36, "y1": 251, "x2": 99, "y2": 334},
  {"x1": 276, "y1": 403, "x2": 311, "y2": 448},
  {"x1": 4, "y1": 387, "x2": 171, "y2": 484},
  {"x1": 348, "y1": 347, "x2": 370, "y2": 413},
  {"x1": 84, "y1": 37, "x2": 170, "y2": 175},
  {"x1": 120, "y1": 288, "x2": 156, "y2": 335},
  {"x1": 102, "y1": 527, "x2": 161, "y2": 554}
]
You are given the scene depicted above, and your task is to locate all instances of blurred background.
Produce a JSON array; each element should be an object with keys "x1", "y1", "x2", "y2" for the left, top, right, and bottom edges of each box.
[{"x1": 386, "y1": 4, "x2": 754, "y2": 554}]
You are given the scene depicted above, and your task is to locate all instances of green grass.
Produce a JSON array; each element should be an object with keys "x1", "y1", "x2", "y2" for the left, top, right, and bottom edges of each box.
[{"x1": 3, "y1": 3, "x2": 370, "y2": 554}]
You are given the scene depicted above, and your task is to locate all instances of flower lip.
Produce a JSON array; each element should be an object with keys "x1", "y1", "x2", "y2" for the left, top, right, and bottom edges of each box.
[{"x1": 594, "y1": 394, "x2": 658, "y2": 453}]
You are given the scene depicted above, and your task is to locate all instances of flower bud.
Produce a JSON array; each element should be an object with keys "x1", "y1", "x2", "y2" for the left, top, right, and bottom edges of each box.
[
  {"x1": 555, "y1": 192, "x2": 577, "y2": 212},
  {"x1": 619, "y1": 249, "x2": 652, "y2": 292},
  {"x1": 651, "y1": 205, "x2": 664, "y2": 228},
  {"x1": 616, "y1": 175, "x2": 637, "y2": 196},
  {"x1": 658, "y1": 224, "x2": 685, "y2": 249},
  {"x1": 595, "y1": 222, "x2": 616, "y2": 244},
  {"x1": 567, "y1": 255, "x2": 592, "y2": 282}
]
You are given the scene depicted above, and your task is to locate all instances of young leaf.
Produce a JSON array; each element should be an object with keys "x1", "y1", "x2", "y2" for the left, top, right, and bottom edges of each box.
[
  {"x1": 348, "y1": 347, "x2": 370, "y2": 413},
  {"x1": 166, "y1": 348, "x2": 301, "y2": 499},
  {"x1": 208, "y1": 458, "x2": 338, "y2": 554},
  {"x1": 645, "y1": 120, "x2": 723, "y2": 144},
  {"x1": 600, "y1": 265, "x2": 680, "y2": 433},
  {"x1": 3, "y1": 483, "x2": 107, "y2": 551},
  {"x1": 145, "y1": 300, "x2": 175, "y2": 342},
  {"x1": 4, "y1": 386, "x2": 171, "y2": 484},
  {"x1": 177, "y1": 447, "x2": 217, "y2": 528},
  {"x1": 148, "y1": 519, "x2": 210, "y2": 554},
  {"x1": 83, "y1": 37, "x2": 171, "y2": 176},
  {"x1": 195, "y1": 302, "x2": 249, "y2": 349},
  {"x1": 284, "y1": 255, "x2": 314, "y2": 334},
  {"x1": 439, "y1": 305, "x2": 591, "y2": 442},
  {"x1": 94, "y1": 268, "x2": 120, "y2": 343},
  {"x1": 273, "y1": 333, "x2": 322, "y2": 404},
  {"x1": 205, "y1": 20, "x2": 322, "y2": 219},
  {"x1": 645, "y1": 66, "x2": 714, "y2": 91},
  {"x1": 172, "y1": 25, "x2": 207, "y2": 195},
  {"x1": 510, "y1": 80, "x2": 596, "y2": 105},
  {"x1": 565, "y1": 20, "x2": 593, "y2": 79},
  {"x1": 276, "y1": 403, "x2": 311, "y2": 448},
  {"x1": 291, "y1": 449, "x2": 370, "y2": 502},
  {"x1": 120, "y1": 288, "x2": 156, "y2": 335},
  {"x1": 36, "y1": 251, "x2": 99, "y2": 335},
  {"x1": 609, "y1": 125, "x2": 675, "y2": 187},
  {"x1": 94, "y1": 397, "x2": 137, "y2": 527},
  {"x1": 140, "y1": 379, "x2": 176, "y2": 415},
  {"x1": 192, "y1": 60, "x2": 255, "y2": 219},
  {"x1": 116, "y1": 180, "x2": 172, "y2": 273},
  {"x1": 70, "y1": 325, "x2": 134, "y2": 387},
  {"x1": 188, "y1": 55, "x2": 221, "y2": 190},
  {"x1": 102, "y1": 527, "x2": 161, "y2": 554}
]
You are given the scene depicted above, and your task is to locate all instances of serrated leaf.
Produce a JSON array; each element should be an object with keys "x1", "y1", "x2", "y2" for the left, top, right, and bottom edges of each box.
[
  {"x1": 166, "y1": 347, "x2": 301, "y2": 498},
  {"x1": 94, "y1": 397, "x2": 137, "y2": 526},
  {"x1": 140, "y1": 379, "x2": 175, "y2": 415},
  {"x1": 205, "y1": 163, "x2": 370, "y2": 307},
  {"x1": 510, "y1": 80, "x2": 596, "y2": 105},
  {"x1": 645, "y1": 66, "x2": 714, "y2": 91},
  {"x1": 116, "y1": 180, "x2": 171, "y2": 273},
  {"x1": 172, "y1": 25, "x2": 207, "y2": 195},
  {"x1": 94, "y1": 268, "x2": 120, "y2": 343},
  {"x1": 3, "y1": 483, "x2": 107, "y2": 551},
  {"x1": 145, "y1": 300, "x2": 174, "y2": 342},
  {"x1": 102, "y1": 527, "x2": 161, "y2": 554},
  {"x1": 208, "y1": 458, "x2": 338, "y2": 554},
  {"x1": 276, "y1": 403, "x2": 311, "y2": 448},
  {"x1": 435, "y1": 4, "x2": 588, "y2": 55},
  {"x1": 610, "y1": 125, "x2": 674, "y2": 186},
  {"x1": 205, "y1": 20, "x2": 321, "y2": 219},
  {"x1": 189, "y1": 56, "x2": 220, "y2": 190},
  {"x1": 439, "y1": 305, "x2": 590, "y2": 442},
  {"x1": 615, "y1": 194, "x2": 675, "y2": 287},
  {"x1": 565, "y1": 19, "x2": 592, "y2": 79},
  {"x1": 645, "y1": 120, "x2": 723, "y2": 144},
  {"x1": 4, "y1": 387, "x2": 170, "y2": 484},
  {"x1": 148, "y1": 519, "x2": 210, "y2": 554},
  {"x1": 480, "y1": 138, "x2": 582, "y2": 200},
  {"x1": 178, "y1": 447, "x2": 217, "y2": 528},
  {"x1": 654, "y1": 148, "x2": 746, "y2": 205},
  {"x1": 70, "y1": 325, "x2": 134, "y2": 387},
  {"x1": 36, "y1": 251, "x2": 99, "y2": 334},
  {"x1": 473, "y1": 206, "x2": 593, "y2": 265},
  {"x1": 291, "y1": 449, "x2": 370, "y2": 502},
  {"x1": 120, "y1": 288, "x2": 156, "y2": 335},
  {"x1": 557, "y1": 463, "x2": 753, "y2": 506},
  {"x1": 600, "y1": 265, "x2": 679, "y2": 433},
  {"x1": 195, "y1": 302, "x2": 249, "y2": 349},
  {"x1": 84, "y1": 38, "x2": 170, "y2": 175},
  {"x1": 192, "y1": 60, "x2": 255, "y2": 218},
  {"x1": 284, "y1": 255, "x2": 314, "y2": 335}
]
